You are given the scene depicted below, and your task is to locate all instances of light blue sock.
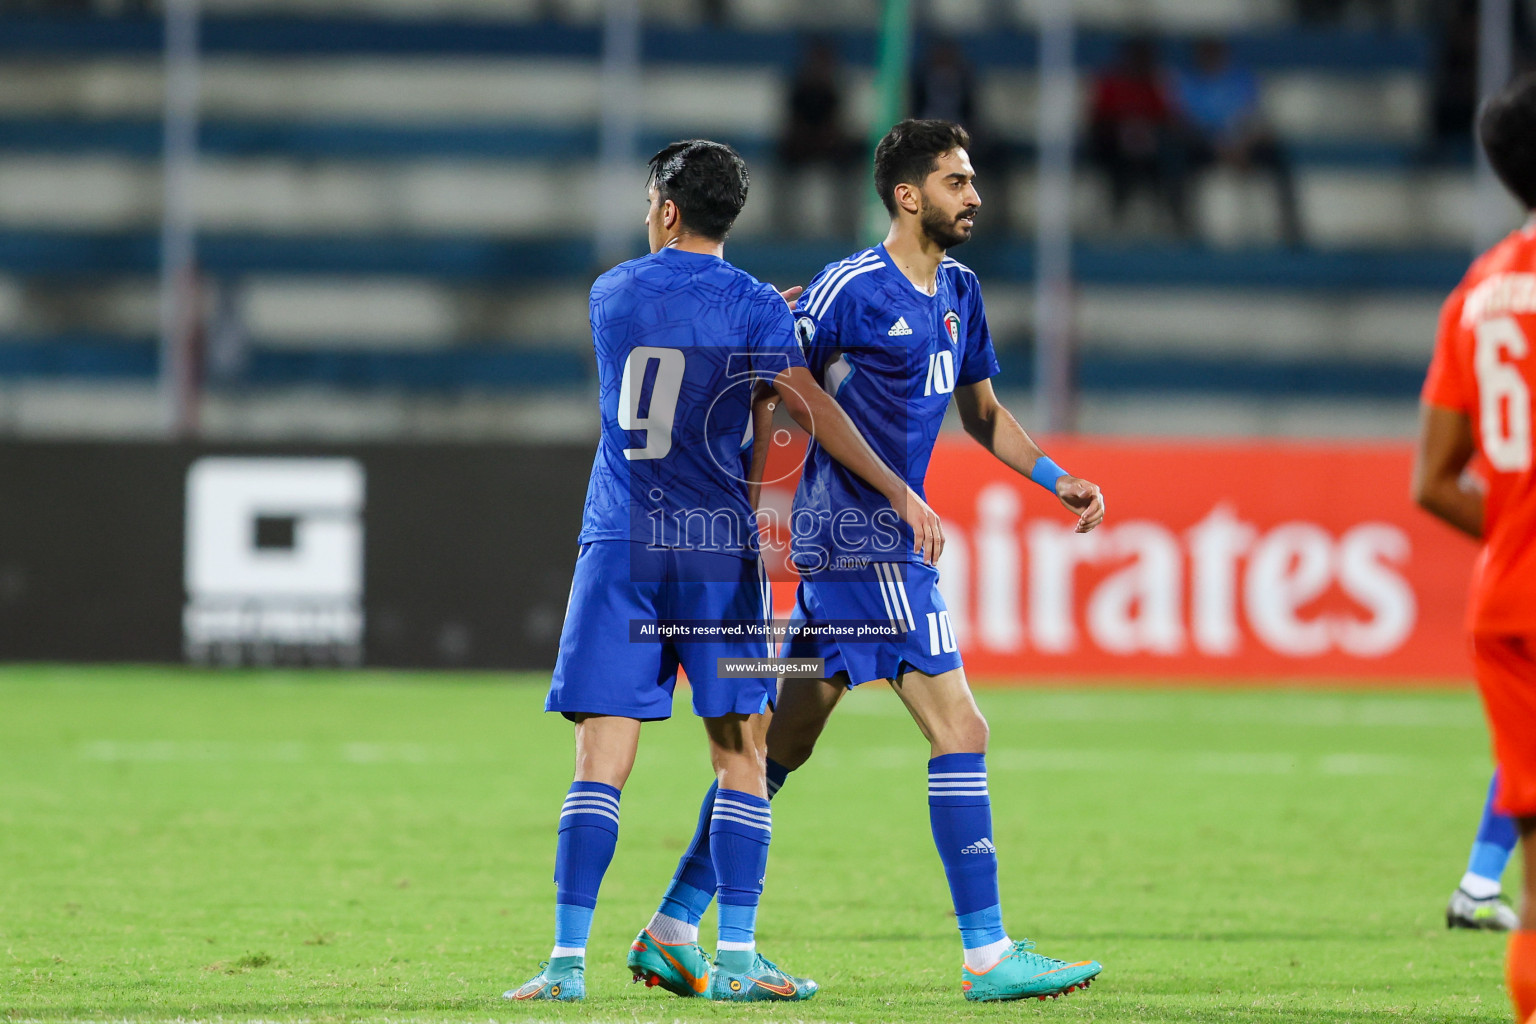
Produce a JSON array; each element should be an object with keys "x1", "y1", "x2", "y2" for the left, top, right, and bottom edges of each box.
[
  {"x1": 710, "y1": 788, "x2": 771, "y2": 971},
  {"x1": 551, "y1": 781, "x2": 621, "y2": 957},
  {"x1": 653, "y1": 761, "x2": 794, "y2": 934},
  {"x1": 929, "y1": 753, "x2": 1007, "y2": 952},
  {"x1": 1466, "y1": 769, "x2": 1518, "y2": 889},
  {"x1": 657, "y1": 782, "x2": 718, "y2": 927}
]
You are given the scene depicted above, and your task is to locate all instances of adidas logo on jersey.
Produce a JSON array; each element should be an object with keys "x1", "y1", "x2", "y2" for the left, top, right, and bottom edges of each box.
[
  {"x1": 888, "y1": 317, "x2": 913, "y2": 336},
  {"x1": 961, "y1": 838, "x2": 996, "y2": 855}
]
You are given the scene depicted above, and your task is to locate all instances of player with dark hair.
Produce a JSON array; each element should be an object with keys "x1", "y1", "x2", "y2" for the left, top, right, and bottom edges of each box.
[
  {"x1": 1413, "y1": 73, "x2": 1536, "y2": 1023},
  {"x1": 626, "y1": 120, "x2": 1106, "y2": 1004},
  {"x1": 505, "y1": 139, "x2": 942, "y2": 1003}
]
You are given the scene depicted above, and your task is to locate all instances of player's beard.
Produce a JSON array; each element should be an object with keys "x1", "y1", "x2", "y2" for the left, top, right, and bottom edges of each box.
[{"x1": 918, "y1": 193, "x2": 976, "y2": 250}]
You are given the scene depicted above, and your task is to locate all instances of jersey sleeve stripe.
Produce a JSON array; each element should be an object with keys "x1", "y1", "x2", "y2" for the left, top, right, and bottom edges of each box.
[
  {"x1": 798, "y1": 251, "x2": 884, "y2": 320},
  {"x1": 807, "y1": 261, "x2": 884, "y2": 320},
  {"x1": 798, "y1": 252, "x2": 879, "y2": 315}
]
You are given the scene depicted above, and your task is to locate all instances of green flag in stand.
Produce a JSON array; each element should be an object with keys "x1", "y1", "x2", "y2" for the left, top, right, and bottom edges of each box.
[{"x1": 864, "y1": 0, "x2": 913, "y2": 243}]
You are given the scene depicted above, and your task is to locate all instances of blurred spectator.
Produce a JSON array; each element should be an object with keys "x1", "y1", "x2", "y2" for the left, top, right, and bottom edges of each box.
[
  {"x1": 911, "y1": 36, "x2": 977, "y2": 126},
  {"x1": 0, "y1": 0, "x2": 93, "y2": 10},
  {"x1": 910, "y1": 36, "x2": 1011, "y2": 233},
  {"x1": 777, "y1": 39, "x2": 862, "y2": 238},
  {"x1": 1426, "y1": 0, "x2": 1534, "y2": 163},
  {"x1": 1087, "y1": 36, "x2": 1184, "y2": 233},
  {"x1": 1171, "y1": 36, "x2": 1304, "y2": 246},
  {"x1": 1291, "y1": 0, "x2": 1396, "y2": 29}
]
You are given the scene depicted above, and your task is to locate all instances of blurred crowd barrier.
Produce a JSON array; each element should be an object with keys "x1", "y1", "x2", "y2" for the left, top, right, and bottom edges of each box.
[
  {"x1": 758, "y1": 435, "x2": 1477, "y2": 682},
  {"x1": 0, "y1": 436, "x2": 1476, "y2": 681}
]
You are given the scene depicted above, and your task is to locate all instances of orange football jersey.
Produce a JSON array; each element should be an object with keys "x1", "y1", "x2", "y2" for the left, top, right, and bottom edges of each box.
[{"x1": 1422, "y1": 221, "x2": 1536, "y2": 635}]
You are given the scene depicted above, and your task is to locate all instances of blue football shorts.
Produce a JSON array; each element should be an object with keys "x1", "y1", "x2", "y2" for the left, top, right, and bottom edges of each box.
[
  {"x1": 780, "y1": 558, "x2": 964, "y2": 687},
  {"x1": 546, "y1": 540, "x2": 774, "y2": 721}
]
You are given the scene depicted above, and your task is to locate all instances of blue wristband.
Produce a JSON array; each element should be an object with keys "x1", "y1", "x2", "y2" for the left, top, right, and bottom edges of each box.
[{"x1": 1030, "y1": 456, "x2": 1067, "y2": 492}]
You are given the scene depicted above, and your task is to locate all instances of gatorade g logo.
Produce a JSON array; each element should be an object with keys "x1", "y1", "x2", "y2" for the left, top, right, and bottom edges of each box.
[{"x1": 183, "y1": 457, "x2": 365, "y2": 665}]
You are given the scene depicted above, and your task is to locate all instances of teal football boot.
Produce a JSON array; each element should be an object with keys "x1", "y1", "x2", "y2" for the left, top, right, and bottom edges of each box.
[
  {"x1": 961, "y1": 940, "x2": 1101, "y2": 1002},
  {"x1": 708, "y1": 952, "x2": 817, "y2": 1002},
  {"x1": 627, "y1": 928, "x2": 712, "y2": 997},
  {"x1": 502, "y1": 956, "x2": 585, "y2": 1001}
]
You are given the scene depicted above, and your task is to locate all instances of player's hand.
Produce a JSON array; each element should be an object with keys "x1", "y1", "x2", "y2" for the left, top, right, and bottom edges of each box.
[
  {"x1": 1056, "y1": 476, "x2": 1105, "y2": 533},
  {"x1": 900, "y1": 487, "x2": 944, "y2": 565},
  {"x1": 776, "y1": 285, "x2": 804, "y2": 310}
]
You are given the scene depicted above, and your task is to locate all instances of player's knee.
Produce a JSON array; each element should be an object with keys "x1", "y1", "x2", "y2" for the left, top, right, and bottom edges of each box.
[
  {"x1": 970, "y1": 714, "x2": 990, "y2": 752},
  {"x1": 933, "y1": 711, "x2": 988, "y2": 756},
  {"x1": 767, "y1": 727, "x2": 819, "y2": 771}
]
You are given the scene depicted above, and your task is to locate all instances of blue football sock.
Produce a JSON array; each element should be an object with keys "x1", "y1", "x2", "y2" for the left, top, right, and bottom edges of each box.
[
  {"x1": 1466, "y1": 769, "x2": 1518, "y2": 889},
  {"x1": 766, "y1": 758, "x2": 791, "y2": 797},
  {"x1": 657, "y1": 781, "x2": 719, "y2": 928},
  {"x1": 929, "y1": 753, "x2": 1007, "y2": 951},
  {"x1": 653, "y1": 761, "x2": 794, "y2": 935},
  {"x1": 710, "y1": 788, "x2": 772, "y2": 959},
  {"x1": 552, "y1": 781, "x2": 621, "y2": 957}
]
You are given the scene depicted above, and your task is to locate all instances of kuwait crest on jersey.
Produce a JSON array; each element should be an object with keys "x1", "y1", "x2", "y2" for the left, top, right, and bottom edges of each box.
[{"x1": 943, "y1": 310, "x2": 961, "y2": 346}]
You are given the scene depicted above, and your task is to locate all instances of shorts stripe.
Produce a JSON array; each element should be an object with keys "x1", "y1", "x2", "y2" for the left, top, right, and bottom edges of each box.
[
  {"x1": 891, "y1": 570, "x2": 916, "y2": 630},
  {"x1": 759, "y1": 558, "x2": 773, "y2": 658},
  {"x1": 877, "y1": 563, "x2": 916, "y2": 631},
  {"x1": 874, "y1": 564, "x2": 899, "y2": 627}
]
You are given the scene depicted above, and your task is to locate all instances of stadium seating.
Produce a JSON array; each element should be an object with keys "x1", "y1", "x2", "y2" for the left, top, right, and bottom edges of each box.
[{"x1": 0, "y1": 6, "x2": 1501, "y2": 438}]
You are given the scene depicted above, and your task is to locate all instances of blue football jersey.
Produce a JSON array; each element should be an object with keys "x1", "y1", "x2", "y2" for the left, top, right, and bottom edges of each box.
[
  {"x1": 578, "y1": 246, "x2": 805, "y2": 558},
  {"x1": 790, "y1": 245, "x2": 1000, "y2": 570}
]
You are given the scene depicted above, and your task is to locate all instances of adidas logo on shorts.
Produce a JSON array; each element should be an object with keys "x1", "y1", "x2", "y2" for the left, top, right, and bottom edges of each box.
[
  {"x1": 961, "y1": 838, "x2": 996, "y2": 854},
  {"x1": 888, "y1": 317, "x2": 913, "y2": 336}
]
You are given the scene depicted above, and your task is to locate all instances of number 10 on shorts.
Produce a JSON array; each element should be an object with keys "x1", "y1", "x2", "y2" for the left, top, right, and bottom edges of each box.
[{"x1": 927, "y1": 610, "x2": 958, "y2": 656}]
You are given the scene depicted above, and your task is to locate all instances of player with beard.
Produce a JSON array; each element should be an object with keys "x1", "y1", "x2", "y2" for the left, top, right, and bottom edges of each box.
[{"x1": 625, "y1": 119, "x2": 1107, "y2": 1003}]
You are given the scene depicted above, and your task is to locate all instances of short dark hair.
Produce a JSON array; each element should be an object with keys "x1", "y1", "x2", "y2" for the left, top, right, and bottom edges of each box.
[
  {"x1": 873, "y1": 119, "x2": 972, "y2": 216},
  {"x1": 647, "y1": 139, "x2": 750, "y2": 240},
  {"x1": 1481, "y1": 74, "x2": 1536, "y2": 210}
]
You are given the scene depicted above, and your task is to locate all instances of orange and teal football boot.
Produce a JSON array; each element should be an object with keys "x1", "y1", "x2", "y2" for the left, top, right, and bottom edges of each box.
[
  {"x1": 502, "y1": 957, "x2": 584, "y2": 1001},
  {"x1": 627, "y1": 928, "x2": 711, "y2": 997},
  {"x1": 707, "y1": 951, "x2": 817, "y2": 1002},
  {"x1": 961, "y1": 940, "x2": 1101, "y2": 1002}
]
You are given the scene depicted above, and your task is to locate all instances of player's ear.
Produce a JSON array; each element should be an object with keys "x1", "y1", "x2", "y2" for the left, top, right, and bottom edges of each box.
[
  {"x1": 894, "y1": 183, "x2": 920, "y2": 216},
  {"x1": 662, "y1": 199, "x2": 681, "y2": 231}
]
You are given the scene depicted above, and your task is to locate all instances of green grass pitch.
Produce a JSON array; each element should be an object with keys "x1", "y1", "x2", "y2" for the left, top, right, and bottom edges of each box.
[{"x1": 0, "y1": 665, "x2": 1518, "y2": 1023}]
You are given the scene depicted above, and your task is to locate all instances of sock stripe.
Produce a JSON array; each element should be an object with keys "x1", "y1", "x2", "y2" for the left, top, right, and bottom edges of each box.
[
  {"x1": 714, "y1": 797, "x2": 772, "y2": 819},
  {"x1": 560, "y1": 807, "x2": 620, "y2": 825},
  {"x1": 929, "y1": 772, "x2": 987, "y2": 780},
  {"x1": 562, "y1": 792, "x2": 620, "y2": 810},
  {"x1": 711, "y1": 812, "x2": 773, "y2": 833}
]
